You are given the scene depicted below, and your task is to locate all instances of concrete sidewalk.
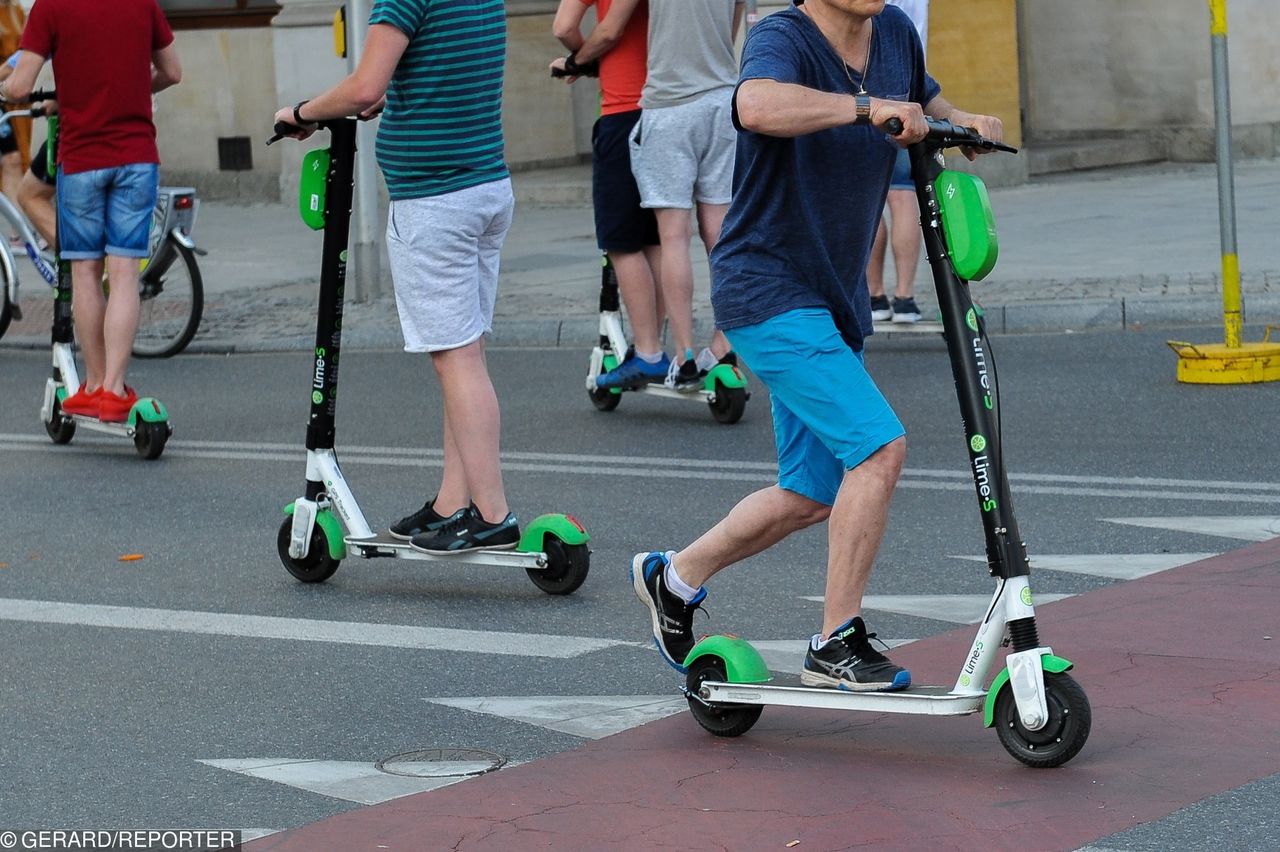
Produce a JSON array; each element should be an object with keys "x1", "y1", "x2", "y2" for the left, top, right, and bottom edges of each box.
[{"x1": 3, "y1": 158, "x2": 1279, "y2": 353}]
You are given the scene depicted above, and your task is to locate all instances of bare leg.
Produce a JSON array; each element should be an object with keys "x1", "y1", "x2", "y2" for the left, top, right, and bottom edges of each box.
[
  {"x1": 820, "y1": 438, "x2": 905, "y2": 636},
  {"x1": 653, "y1": 207, "x2": 695, "y2": 361},
  {"x1": 886, "y1": 190, "x2": 920, "y2": 300},
  {"x1": 868, "y1": 215, "x2": 889, "y2": 299},
  {"x1": 18, "y1": 171, "x2": 56, "y2": 248},
  {"x1": 69, "y1": 259, "x2": 107, "y2": 392},
  {"x1": 642, "y1": 244, "x2": 665, "y2": 327},
  {"x1": 672, "y1": 485, "x2": 832, "y2": 588},
  {"x1": 434, "y1": 413, "x2": 470, "y2": 515},
  {"x1": 430, "y1": 338, "x2": 509, "y2": 523},
  {"x1": 608, "y1": 248, "x2": 663, "y2": 355},
  {"x1": 102, "y1": 255, "x2": 141, "y2": 396},
  {"x1": 1, "y1": 151, "x2": 21, "y2": 224},
  {"x1": 694, "y1": 202, "x2": 732, "y2": 358}
]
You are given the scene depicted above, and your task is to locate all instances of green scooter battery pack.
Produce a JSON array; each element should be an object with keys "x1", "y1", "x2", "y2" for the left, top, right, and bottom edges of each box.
[
  {"x1": 299, "y1": 148, "x2": 331, "y2": 231},
  {"x1": 935, "y1": 170, "x2": 999, "y2": 281}
]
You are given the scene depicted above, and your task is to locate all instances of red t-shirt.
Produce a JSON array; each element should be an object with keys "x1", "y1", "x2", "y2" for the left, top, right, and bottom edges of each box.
[
  {"x1": 584, "y1": 0, "x2": 648, "y2": 116},
  {"x1": 20, "y1": 0, "x2": 173, "y2": 175}
]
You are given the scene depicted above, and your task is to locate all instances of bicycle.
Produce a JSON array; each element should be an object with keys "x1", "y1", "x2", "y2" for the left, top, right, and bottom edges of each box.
[{"x1": 0, "y1": 99, "x2": 205, "y2": 358}]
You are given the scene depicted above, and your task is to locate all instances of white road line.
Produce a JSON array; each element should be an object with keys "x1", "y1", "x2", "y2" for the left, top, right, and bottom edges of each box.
[
  {"x1": 800, "y1": 593, "x2": 1074, "y2": 624},
  {"x1": 950, "y1": 553, "x2": 1217, "y2": 580},
  {"x1": 0, "y1": 598, "x2": 634, "y2": 658},
  {"x1": 427, "y1": 695, "x2": 687, "y2": 740},
  {"x1": 199, "y1": 759, "x2": 468, "y2": 805},
  {"x1": 3, "y1": 433, "x2": 1278, "y2": 502},
  {"x1": 1105, "y1": 516, "x2": 1280, "y2": 542}
]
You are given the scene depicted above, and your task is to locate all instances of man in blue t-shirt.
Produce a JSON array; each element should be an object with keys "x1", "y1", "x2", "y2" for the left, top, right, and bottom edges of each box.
[{"x1": 632, "y1": 0, "x2": 1004, "y2": 691}]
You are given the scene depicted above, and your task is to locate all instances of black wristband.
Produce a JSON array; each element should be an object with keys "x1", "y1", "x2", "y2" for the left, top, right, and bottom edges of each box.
[
  {"x1": 293, "y1": 100, "x2": 311, "y2": 126},
  {"x1": 563, "y1": 53, "x2": 600, "y2": 78}
]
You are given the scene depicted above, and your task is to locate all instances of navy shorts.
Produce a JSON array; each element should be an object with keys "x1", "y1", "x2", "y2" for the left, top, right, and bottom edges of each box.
[{"x1": 591, "y1": 110, "x2": 659, "y2": 253}]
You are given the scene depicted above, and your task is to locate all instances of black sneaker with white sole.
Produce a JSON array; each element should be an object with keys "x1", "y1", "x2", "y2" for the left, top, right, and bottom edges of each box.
[
  {"x1": 801, "y1": 616, "x2": 911, "y2": 692},
  {"x1": 664, "y1": 358, "x2": 704, "y2": 393},
  {"x1": 870, "y1": 294, "x2": 892, "y2": 322},
  {"x1": 389, "y1": 498, "x2": 471, "y2": 540},
  {"x1": 410, "y1": 507, "x2": 521, "y2": 554},
  {"x1": 891, "y1": 297, "x2": 922, "y2": 324},
  {"x1": 631, "y1": 551, "x2": 705, "y2": 671}
]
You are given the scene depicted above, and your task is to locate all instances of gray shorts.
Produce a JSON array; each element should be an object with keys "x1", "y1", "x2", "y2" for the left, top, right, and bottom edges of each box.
[
  {"x1": 629, "y1": 89, "x2": 735, "y2": 209},
  {"x1": 385, "y1": 178, "x2": 515, "y2": 353}
]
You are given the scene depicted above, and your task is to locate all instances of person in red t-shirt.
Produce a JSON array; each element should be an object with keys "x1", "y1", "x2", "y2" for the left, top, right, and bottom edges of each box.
[
  {"x1": 551, "y1": 0, "x2": 670, "y2": 389},
  {"x1": 1, "y1": 0, "x2": 181, "y2": 423}
]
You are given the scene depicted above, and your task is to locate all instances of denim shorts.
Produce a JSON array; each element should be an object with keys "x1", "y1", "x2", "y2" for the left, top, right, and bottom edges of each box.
[
  {"x1": 57, "y1": 163, "x2": 159, "y2": 260},
  {"x1": 889, "y1": 147, "x2": 913, "y2": 190},
  {"x1": 725, "y1": 307, "x2": 906, "y2": 506}
]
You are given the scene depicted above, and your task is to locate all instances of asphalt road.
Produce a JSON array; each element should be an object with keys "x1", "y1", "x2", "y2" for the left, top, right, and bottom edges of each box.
[{"x1": 1, "y1": 325, "x2": 1277, "y2": 846}]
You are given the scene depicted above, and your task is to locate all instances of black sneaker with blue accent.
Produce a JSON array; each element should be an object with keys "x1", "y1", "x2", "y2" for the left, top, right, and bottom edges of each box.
[
  {"x1": 801, "y1": 616, "x2": 911, "y2": 692},
  {"x1": 389, "y1": 497, "x2": 471, "y2": 541},
  {"x1": 410, "y1": 507, "x2": 521, "y2": 554},
  {"x1": 630, "y1": 551, "x2": 706, "y2": 671}
]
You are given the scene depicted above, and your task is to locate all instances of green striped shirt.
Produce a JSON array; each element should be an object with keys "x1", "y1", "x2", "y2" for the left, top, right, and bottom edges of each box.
[{"x1": 369, "y1": 0, "x2": 508, "y2": 200}]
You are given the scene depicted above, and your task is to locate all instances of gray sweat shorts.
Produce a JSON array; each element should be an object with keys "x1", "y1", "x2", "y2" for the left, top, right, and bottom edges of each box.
[
  {"x1": 385, "y1": 178, "x2": 515, "y2": 353},
  {"x1": 628, "y1": 89, "x2": 735, "y2": 209}
]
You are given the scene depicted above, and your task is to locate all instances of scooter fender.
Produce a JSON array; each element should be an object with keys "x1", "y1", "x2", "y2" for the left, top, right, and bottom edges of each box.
[
  {"x1": 41, "y1": 379, "x2": 63, "y2": 422},
  {"x1": 702, "y1": 362, "x2": 747, "y2": 393},
  {"x1": 127, "y1": 397, "x2": 169, "y2": 427},
  {"x1": 684, "y1": 635, "x2": 771, "y2": 685},
  {"x1": 983, "y1": 653, "x2": 1073, "y2": 728},
  {"x1": 283, "y1": 501, "x2": 347, "y2": 561},
  {"x1": 518, "y1": 513, "x2": 590, "y2": 553}
]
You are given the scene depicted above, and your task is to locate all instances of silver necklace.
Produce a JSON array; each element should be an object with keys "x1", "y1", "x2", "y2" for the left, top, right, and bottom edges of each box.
[{"x1": 843, "y1": 19, "x2": 874, "y2": 95}]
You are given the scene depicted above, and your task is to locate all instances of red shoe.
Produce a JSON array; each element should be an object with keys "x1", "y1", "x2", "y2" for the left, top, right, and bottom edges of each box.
[
  {"x1": 61, "y1": 386, "x2": 101, "y2": 417},
  {"x1": 98, "y1": 386, "x2": 139, "y2": 423}
]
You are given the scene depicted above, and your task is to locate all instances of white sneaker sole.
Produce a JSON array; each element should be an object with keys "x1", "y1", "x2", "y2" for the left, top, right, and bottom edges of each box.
[{"x1": 800, "y1": 668, "x2": 899, "y2": 692}]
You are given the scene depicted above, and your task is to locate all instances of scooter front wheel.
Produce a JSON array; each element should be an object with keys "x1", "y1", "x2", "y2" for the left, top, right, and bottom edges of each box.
[
  {"x1": 993, "y1": 672, "x2": 1091, "y2": 768},
  {"x1": 685, "y1": 655, "x2": 763, "y2": 737},
  {"x1": 525, "y1": 535, "x2": 590, "y2": 595},
  {"x1": 44, "y1": 396, "x2": 76, "y2": 445},
  {"x1": 588, "y1": 385, "x2": 622, "y2": 412},
  {"x1": 276, "y1": 517, "x2": 341, "y2": 583}
]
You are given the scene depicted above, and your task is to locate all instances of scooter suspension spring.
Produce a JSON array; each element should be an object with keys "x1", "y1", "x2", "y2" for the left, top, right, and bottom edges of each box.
[{"x1": 1007, "y1": 617, "x2": 1040, "y2": 652}]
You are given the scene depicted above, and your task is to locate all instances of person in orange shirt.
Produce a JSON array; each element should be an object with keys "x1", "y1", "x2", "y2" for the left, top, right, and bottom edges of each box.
[{"x1": 551, "y1": 0, "x2": 671, "y2": 388}]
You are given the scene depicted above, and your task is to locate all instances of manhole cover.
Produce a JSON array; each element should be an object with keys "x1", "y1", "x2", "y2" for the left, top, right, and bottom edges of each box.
[{"x1": 376, "y1": 748, "x2": 506, "y2": 778}]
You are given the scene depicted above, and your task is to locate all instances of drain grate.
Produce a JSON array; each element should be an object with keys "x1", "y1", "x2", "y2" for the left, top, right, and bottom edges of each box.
[{"x1": 376, "y1": 748, "x2": 505, "y2": 779}]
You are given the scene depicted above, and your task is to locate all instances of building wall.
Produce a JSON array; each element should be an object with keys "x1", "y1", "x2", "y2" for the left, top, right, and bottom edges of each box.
[{"x1": 1020, "y1": 0, "x2": 1280, "y2": 158}]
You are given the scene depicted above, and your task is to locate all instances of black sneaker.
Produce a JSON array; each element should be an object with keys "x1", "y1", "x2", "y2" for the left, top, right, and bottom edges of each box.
[
  {"x1": 389, "y1": 498, "x2": 470, "y2": 541},
  {"x1": 410, "y1": 507, "x2": 521, "y2": 554},
  {"x1": 631, "y1": 551, "x2": 706, "y2": 671},
  {"x1": 801, "y1": 616, "x2": 911, "y2": 692},
  {"x1": 870, "y1": 295, "x2": 892, "y2": 322},
  {"x1": 891, "y1": 297, "x2": 922, "y2": 324},
  {"x1": 664, "y1": 358, "x2": 703, "y2": 393}
]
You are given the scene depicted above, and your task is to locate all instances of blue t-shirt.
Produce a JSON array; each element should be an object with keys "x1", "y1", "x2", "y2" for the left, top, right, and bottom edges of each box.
[{"x1": 709, "y1": 2, "x2": 940, "y2": 351}]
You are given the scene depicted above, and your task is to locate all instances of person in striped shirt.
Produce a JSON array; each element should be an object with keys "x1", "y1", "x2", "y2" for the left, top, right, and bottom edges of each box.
[{"x1": 273, "y1": 0, "x2": 523, "y2": 554}]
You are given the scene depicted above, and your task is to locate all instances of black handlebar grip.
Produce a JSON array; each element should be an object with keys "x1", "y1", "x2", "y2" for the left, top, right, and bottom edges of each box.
[
  {"x1": 266, "y1": 119, "x2": 302, "y2": 145},
  {"x1": 885, "y1": 117, "x2": 904, "y2": 136},
  {"x1": 550, "y1": 65, "x2": 569, "y2": 79},
  {"x1": 27, "y1": 89, "x2": 55, "y2": 102}
]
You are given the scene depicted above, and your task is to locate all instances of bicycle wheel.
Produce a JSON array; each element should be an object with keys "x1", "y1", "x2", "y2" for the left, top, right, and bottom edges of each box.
[
  {"x1": 0, "y1": 282, "x2": 11, "y2": 340},
  {"x1": 133, "y1": 241, "x2": 203, "y2": 358}
]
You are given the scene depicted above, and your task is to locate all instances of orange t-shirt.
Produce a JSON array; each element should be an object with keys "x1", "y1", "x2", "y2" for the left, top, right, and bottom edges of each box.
[{"x1": 584, "y1": 0, "x2": 648, "y2": 115}]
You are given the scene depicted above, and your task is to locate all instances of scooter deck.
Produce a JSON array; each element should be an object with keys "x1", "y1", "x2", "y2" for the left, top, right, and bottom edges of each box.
[
  {"x1": 872, "y1": 320, "x2": 945, "y2": 335},
  {"x1": 345, "y1": 532, "x2": 549, "y2": 569},
  {"x1": 619, "y1": 384, "x2": 712, "y2": 401},
  {"x1": 698, "y1": 675, "x2": 984, "y2": 717},
  {"x1": 64, "y1": 415, "x2": 140, "y2": 437}
]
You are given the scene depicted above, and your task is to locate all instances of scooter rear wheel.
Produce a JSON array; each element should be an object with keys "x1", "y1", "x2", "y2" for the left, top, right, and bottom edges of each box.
[
  {"x1": 276, "y1": 517, "x2": 341, "y2": 583},
  {"x1": 707, "y1": 382, "x2": 746, "y2": 425},
  {"x1": 685, "y1": 655, "x2": 763, "y2": 737},
  {"x1": 993, "y1": 672, "x2": 1091, "y2": 768},
  {"x1": 133, "y1": 421, "x2": 170, "y2": 460},
  {"x1": 524, "y1": 535, "x2": 590, "y2": 596}
]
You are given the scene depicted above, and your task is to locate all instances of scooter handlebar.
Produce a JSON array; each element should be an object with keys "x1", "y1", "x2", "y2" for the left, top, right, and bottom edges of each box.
[{"x1": 883, "y1": 116, "x2": 1018, "y2": 154}]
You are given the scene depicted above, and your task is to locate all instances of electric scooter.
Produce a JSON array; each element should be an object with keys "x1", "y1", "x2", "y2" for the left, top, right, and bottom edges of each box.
[
  {"x1": 586, "y1": 256, "x2": 750, "y2": 424},
  {"x1": 676, "y1": 119, "x2": 1092, "y2": 768},
  {"x1": 33, "y1": 93, "x2": 173, "y2": 460},
  {"x1": 267, "y1": 119, "x2": 591, "y2": 595}
]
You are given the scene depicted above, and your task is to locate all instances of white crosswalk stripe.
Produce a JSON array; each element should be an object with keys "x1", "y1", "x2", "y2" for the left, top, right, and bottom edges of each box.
[
  {"x1": 799, "y1": 594, "x2": 1075, "y2": 624},
  {"x1": 950, "y1": 553, "x2": 1216, "y2": 580},
  {"x1": 199, "y1": 759, "x2": 475, "y2": 805},
  {"x1": 1105, "y1": 516, "x2": 1280, "y2": 542},
  {"x1": 426, "y1": 696, "x2": 687, "y2": 740}
]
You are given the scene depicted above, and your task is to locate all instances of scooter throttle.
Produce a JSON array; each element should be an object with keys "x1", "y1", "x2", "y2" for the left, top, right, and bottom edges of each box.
[{"x1": 885, "y1": 117, "x2": 904, "y2": 136}]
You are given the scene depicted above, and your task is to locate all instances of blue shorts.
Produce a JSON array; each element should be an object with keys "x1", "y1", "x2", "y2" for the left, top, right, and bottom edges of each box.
[
  {"x1": 57, "y1": 163, "x2": 159, "y2": 260},
  {"x1": 889, "y1": 147, "x2": 913, "y2": 190},
  {"x1": 725, "y1": 308, "x2": 905, "y2": 506}
]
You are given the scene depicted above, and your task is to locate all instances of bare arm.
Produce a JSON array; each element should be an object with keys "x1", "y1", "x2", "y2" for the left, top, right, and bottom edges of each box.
[
  {"x1": 735, "y1": 78, "x2": 928, "y2": 141},
  {"x1": 151, "y1": 43, "x2": 182, "y2": 93},
  {"x1": 276, "y1": 23, "x2": 407, "y2": 133},
  {"x1": 732, "y1": 1, "x2": 745, "y2": 41},
  {"x1": 574, "y1": 0, "x2": 642, "y2": 64},
  {"x1": 552, "y1": 0, "x2": 589, "y2": 52},
  {"x1": 0, "y1": 50, "x2": 45, "y2": 103}
]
